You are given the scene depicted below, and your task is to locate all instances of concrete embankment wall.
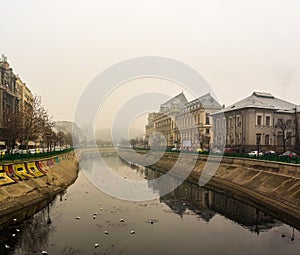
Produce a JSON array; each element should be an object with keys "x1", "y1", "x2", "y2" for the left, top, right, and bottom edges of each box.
[
  {"x1": 0, "y1": 152, "x2": 78, "y2": 226},
  {"x1": 120, "y1": 150, "x2": 300, "y2": 226}
]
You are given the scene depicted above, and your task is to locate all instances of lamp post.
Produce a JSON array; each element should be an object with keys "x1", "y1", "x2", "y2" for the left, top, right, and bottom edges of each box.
[{"x1": 256, "y1": 133, "x2": 261, "y2": 157}]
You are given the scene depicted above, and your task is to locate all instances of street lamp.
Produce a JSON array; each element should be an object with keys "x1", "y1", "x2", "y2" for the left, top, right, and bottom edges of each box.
[{"x1": 256, "y1": 133, "x2": 261, "y2": 157}]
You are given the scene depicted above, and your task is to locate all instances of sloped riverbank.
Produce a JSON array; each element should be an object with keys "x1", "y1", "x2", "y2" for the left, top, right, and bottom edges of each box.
[
  {"x1": 0, "y1": 152, "x2": 79, "y2": 228},
  {"x1": 119, "y1": 149, "x2": 300, "y2": 229}
]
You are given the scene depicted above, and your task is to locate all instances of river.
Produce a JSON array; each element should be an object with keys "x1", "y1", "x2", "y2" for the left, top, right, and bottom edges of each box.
[{"x1": 0, "y1": 153, "x2": 300, "y2": 255}]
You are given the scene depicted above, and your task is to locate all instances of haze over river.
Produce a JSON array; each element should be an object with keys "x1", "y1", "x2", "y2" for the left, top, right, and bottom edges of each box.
[{"x1": 1, "y1": 154, "x2": 300, "y2": 255}]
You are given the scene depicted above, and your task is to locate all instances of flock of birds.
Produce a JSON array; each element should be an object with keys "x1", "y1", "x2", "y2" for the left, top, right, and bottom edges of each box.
[
  {"x1": 3, "y1": 207, "x2": 156, "y2": 254},
  {"x1": 75, "y1": 212, "x2": 141, "y2": 249}
]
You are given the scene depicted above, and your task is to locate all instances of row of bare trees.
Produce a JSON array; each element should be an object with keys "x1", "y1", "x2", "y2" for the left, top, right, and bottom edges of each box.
[{"x1": 1, "y1": 96, "x2": 57, "y2": 152}]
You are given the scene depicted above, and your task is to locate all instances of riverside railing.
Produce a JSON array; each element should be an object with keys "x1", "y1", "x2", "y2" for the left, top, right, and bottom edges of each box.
[
  {"x1": 131, "y1": 147, "x2": 300, "y2": 164},
  {"x1": 0, "y1": 148, "x2": 73, "y2": 162}
]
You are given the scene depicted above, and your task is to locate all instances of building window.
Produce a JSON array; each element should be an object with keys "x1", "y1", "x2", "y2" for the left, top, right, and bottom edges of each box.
[
  {"x1": 206, "y1": 113, "x2": 210, "y2": 125},
  {"x1": 265, "y1": 134, "x2": 270, "y2": 145},
  {"x1": 206, "y1": 128, "x2": 210, "y2": 135},
  {"x1": 257, "y1": 115, "x2": 262, "y2": 126},
  {"x1": 236, "y1": 116, "x2": 240, "y2": 127},
  {"x1": 266, "y1": 116, "x2": 271, "y2": 126}
]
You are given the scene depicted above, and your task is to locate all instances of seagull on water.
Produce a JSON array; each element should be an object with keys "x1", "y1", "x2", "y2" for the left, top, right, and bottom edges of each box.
[
  {"x1": 104, "y1": 230, "x2": 109, "y2": 235},
  {"x1": 130, "y1": 230, "x2": 136, "y2": 234},
  {"x1": 95, "y1": 243, "x2": 100, "y2": 248}
]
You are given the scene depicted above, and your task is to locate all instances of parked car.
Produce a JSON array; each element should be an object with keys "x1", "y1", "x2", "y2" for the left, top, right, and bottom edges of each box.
[
  {"x1": 264, "y1": 150, "x2": 276, "y2": 156},
  {"x1": 248, "y1": 150, "x2": 263, "y2": 157},
  {"x1": 224, "y1": 148, "x2": 237, "y2": 154},
  {"x1": 279, "y1": 151, "x2": 298, "y2": 159}
]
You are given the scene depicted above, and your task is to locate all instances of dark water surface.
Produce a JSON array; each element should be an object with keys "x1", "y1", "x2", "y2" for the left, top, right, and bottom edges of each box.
[{"x1": 1, "y1": 155, "x2": 300, "y2": 255}]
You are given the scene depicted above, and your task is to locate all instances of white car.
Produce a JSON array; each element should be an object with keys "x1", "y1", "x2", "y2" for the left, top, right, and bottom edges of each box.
[{"x1": 248, "y1": 150, "x2": 263, "y2": 157}]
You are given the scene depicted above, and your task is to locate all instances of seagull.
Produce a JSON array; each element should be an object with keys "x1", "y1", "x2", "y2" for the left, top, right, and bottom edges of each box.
[
  {"x1": 95, "y1": 243, "x2": 100, "y2": 248},
  {"x1": 130, "y1": 230, "x2": 136, "y2": 234},
  {"x1": 120, "y1": 219, "x2": 125, "y2": 222},
  {"x1": 41, "y1": 251, "x2": 48, "y2": 254},
  {"x1": 149, "y1": 220, "x2": 154, "y2": 224},
  {"x1": 13, "y1": 218, "x2": 17, "y2": 222},
  {"x1": 100, "y1": 208, "x2": 103, "y2": 211},
  {"x1": 76, "y1": 216, "x2": 80, "y2": 220},
  {"x1": 16, "y1": 229, "x2": 20, "y2": 232},
  {"x1": 104, "y1": 230, "x2": 109, "y2": 235},
  {"x1": 5, "y1": 244, "x2": 10, "y2": 249},
  {"x1": 12, "y1": 233, "x2": 16, "y2": 237}
]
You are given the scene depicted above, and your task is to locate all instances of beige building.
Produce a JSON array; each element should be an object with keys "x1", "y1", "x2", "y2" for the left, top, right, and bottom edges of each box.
[
  {"x1": 213, "y1": 92, "x2": 297, "y2": 153},
  {"x1": 0, "y1": 55, "x2": 19, "y2": 127},
  {"x1": 16, "y1": 76, "x2": 34, "y2": 113},
  {"x1": 174, "y1": 93, "x2": 222, "y2": 149},
  {"x1": 146, "y1": 92, "x2": 188, "y2": 148},
  {"x1": 145, "y1": 92, "x2": 222, "y2": 150}
]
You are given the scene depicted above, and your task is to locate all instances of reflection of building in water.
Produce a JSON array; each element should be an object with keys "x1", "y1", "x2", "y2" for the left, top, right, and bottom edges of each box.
[
  {"x1": 210, "y1": 192, "x2": 281, "y2": 233},
  {"x1": 145, "y1": 167, "x2": 280, "y2": 232}
]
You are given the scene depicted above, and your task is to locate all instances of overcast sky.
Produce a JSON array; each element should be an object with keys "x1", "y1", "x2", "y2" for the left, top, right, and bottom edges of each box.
[{"x1": 1, "y1": 0, "x2": 300, "y2": 131}]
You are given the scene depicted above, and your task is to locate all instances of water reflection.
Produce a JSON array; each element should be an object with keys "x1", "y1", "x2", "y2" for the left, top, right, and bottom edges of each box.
[
  {"x1": 0, "y1": 154, "x2": 299, "y2": 255},
  {"x1": 130, "y1": 166, "x2": 281, "y2": 234}
]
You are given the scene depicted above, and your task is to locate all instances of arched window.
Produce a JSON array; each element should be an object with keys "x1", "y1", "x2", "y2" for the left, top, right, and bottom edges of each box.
[{"x1": 265, "y1": 134, "x2": 270, "y2": 145}]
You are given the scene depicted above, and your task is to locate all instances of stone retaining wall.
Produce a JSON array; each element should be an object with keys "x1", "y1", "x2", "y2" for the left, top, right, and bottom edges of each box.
[{"x1": 0, "y1": 152, "x2": 79, "y2": 226}]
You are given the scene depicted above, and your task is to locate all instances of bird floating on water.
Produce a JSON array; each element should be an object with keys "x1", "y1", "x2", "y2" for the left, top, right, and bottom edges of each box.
[
  {"x1": 130, "y1": 230, "x2": 136, "y2": 234},
  {"x1": 104, "y1": 230, "x2": 109, "y2": 235},
  {"x1": 41, "y1": 251, "x2": 48, "y2": 254},
  {"x1": 5, "y1": 244, "x2": 10, "y2": 249},
  {"x1": 76, "y1": 216, "x2": 80, "y2": 220},
  {"x1": 16, "y1": 229, "x2": 20, "y2": 232},
  {"x1": 95, "y1": 243, "x2": 100, "y2": 248},
  {"x1": 120, "y1": 219, "x2": 125, "y2": 222},
  {"x1": 12, "y1": 233, "x2": 16, "y2": 237}
]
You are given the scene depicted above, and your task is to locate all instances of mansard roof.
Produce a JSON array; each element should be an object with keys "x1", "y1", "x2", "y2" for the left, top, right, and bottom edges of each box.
[
  {"x1": 221, "y1": 92, "x2": 296, "y2": 114},
  {"x1": 160, "y1": 92, "x2": 188, "y2": 112},
  {"x1": 186, "y1": 93, "x2": 222, "y2": 109}
]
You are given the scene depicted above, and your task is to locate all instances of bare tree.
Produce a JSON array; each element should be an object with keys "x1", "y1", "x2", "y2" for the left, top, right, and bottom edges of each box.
[
  {"x1": 1, "y1": 109, "x2": 23, "y2": 152},
  {"x1": 275, "y1": 118, "x2": 294, "y2": 152},
  {"x1": 21, "y1": 95, "x2": 53, "y2": 149}
]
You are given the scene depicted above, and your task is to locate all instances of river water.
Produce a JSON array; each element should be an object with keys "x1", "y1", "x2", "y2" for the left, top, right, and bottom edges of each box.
[{"x1": 1, "y1": 154, "x2": 300, "y2": 255}]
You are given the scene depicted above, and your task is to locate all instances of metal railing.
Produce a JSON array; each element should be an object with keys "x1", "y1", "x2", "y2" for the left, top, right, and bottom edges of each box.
[{"x1": 0, "y1": 148, "x2": 73, "y2": 162}]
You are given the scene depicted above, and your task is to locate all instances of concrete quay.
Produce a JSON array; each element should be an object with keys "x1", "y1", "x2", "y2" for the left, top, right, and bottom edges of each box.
[
  {"x1": 0, "y1": 152, "x2": 79, "y2": 228},
  {"x1": 119, "y1": 149, "x2": 300, "y2": 229}
]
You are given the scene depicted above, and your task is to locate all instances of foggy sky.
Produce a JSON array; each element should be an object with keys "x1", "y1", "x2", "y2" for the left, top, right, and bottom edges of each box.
[{"x1": 1, "y1": 0, "x2": 300, "y2": 130}]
